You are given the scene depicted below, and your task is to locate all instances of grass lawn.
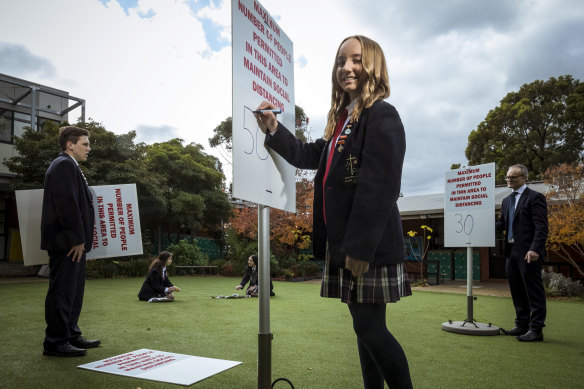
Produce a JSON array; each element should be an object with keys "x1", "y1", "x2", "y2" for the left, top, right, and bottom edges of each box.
[{"x1": 1, "y1": 276, "x2": 583, "y2": 389}]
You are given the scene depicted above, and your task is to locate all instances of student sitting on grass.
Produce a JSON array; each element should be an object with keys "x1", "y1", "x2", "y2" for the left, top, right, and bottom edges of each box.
[
  {"x1": 138, "y1": 251, "x2": 180, "y2": 302},
  {"x1": 236, "y1": 255, "x2": 275, "y2": 297}
]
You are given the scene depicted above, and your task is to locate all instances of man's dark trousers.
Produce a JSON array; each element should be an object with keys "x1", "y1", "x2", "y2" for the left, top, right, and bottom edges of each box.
[
  {"x1": 44, "y1": 250, "x2": 86, "y2": 347},
  {"x1": 506, "y1": 247, "x2": 546, "y2": 330}
]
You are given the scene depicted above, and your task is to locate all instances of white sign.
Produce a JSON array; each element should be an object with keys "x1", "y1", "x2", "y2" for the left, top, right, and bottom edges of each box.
[
  {"x1": 231, "y1": 0, "x2": 296, "y2": 212},
  {"x1": 15, "y1": 184, "x2": 143, "y2": 266},
  {"x1": 78, "y1": 349, "x2": 242, "y2": 386},
  {"x1": 88, "y1": 184, "x2": 143, "y2": 259},
  {"x1": 444, "y1": 163, "x2": 496, "y2": 247}
]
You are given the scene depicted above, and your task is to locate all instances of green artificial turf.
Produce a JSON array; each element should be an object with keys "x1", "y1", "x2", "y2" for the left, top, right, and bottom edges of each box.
[{"x1": 0, "y1": 276, "x2": 583, "y2": 388}]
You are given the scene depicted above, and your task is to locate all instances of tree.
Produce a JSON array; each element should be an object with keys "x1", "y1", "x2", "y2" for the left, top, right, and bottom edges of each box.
[
  {"x1": 466, "y1": 75, "x2": 584, "y2": 183},
  {"x1": 3, "y1": 120, "x2": 61, "y2": 190},
  {"x1": 143, "y1": 139, "x2": 231, "y2": 241},
  {"x1": 227, "y1": 174, "x2": 314, "y2": 257},
  {"x1": 542, "y1": 162, "x2": 584, "y2": 277},
  {"x1": 3, "y1": 119, "x2": 231, "y2": 253},
  {"x1": 75, "y1": 120, "x2": 168, "y2": 229},
  {"x1": 210, "y1": 105, "x2": 314, "y2": 257}
]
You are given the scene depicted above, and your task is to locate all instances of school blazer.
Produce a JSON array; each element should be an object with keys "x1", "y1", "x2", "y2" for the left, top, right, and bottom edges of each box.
[
  {"x1": 496, "y1": 187, "x2": 548, "y2": 258},
  {"x1": 41, "y1": 152, "x2": 94, "y2": 252},
  {"x1": 138, "y1": 268, "x2": 174, "y2": 301},
  {"x1": 266, "y1": 100, "x2": 406, "y2": 267}
]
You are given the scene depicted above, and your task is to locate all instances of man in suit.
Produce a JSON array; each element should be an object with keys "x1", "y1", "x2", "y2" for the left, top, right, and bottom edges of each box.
[
  {"x1": 497, "y1": 164, "x2": 548, "y2": 342},
  {"x1": 41, "y1": 126, "x2": 100, "y2": 357}
]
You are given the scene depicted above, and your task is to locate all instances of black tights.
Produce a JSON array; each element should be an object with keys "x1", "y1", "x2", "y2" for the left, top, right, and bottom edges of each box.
[{"x1": 348, "y1": 303, "x2": 412, "y2": 389}]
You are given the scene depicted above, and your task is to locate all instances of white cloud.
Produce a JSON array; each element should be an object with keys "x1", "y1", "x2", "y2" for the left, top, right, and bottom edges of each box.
[{"x1": 1, "y1": 0, "x2": 583, "y2": 196}]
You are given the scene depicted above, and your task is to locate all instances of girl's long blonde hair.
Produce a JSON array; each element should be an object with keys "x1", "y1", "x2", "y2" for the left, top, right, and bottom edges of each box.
[{"x1": 323, "y1": 35, "x2": 390, "y2": 140}]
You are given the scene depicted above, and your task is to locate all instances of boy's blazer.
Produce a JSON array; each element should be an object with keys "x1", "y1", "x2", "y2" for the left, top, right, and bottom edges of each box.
[{"x1": 41, "y1": 152, "x2": 94, "y2": 253}]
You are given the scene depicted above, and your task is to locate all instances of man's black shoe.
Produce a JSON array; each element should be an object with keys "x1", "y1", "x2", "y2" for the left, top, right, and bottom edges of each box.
[
  {"x1": 517, "y1": 330, "x2": 543, "y2": 342},
  {"x1": 500, "y1": 327, "x2": 528, "y2": 336},
  {"x1": 43, "y1": 343, "x2": 87, "y2": 357},
  {"x1": 70, "y1": 336, "x2": 101, "y2": 349}
]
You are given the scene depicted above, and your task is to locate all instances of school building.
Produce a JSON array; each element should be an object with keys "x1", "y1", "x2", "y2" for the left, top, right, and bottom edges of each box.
[
  {"x1": 0, "y1": 73, "x2": 85, "y2": 271},
  {"x1": 397, "y1": 182, "x2": 581, "y2": 283}
]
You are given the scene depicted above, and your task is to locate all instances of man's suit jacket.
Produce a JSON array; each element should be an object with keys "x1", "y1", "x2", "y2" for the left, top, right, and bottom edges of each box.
[
  {"x1": 266, "y1": 100, "x2": 406, "y2": 267},
  {"x1": 496, "y1": 186, "x2": 548, "y2": 258},
  {"x1": 41, "y1": 152, "x2": 94, "y2": 253}
]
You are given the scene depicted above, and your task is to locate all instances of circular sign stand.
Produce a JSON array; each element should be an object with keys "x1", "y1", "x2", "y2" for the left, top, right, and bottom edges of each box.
[{"x1": 442, "y1": 320, "x2": 500, "y2": 336}]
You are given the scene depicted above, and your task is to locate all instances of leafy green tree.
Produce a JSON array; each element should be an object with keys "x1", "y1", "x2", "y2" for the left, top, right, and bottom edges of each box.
[
  {"x1": 76, "y1": 120, "x2": 167, "y2": 228},
  {"x1": 3, "y1": 120, "x2": 61, "y2": 190},
  {"x1": 4, "y1": 120, "x2": 166, "y2": 223},
  {"x1": 466, "y1": 75, "x2": 584, "y2": 183},
  {"x1": 143, "y1": 139, "x2": 231, "y2": 241},
  {"x1": 3, "y1": 120, "x2": 230, "y2": 253}
]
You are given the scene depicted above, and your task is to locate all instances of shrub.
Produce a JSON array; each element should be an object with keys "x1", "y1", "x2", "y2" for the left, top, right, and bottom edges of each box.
[
  {"x1": 297, "y1": 258, "x2": 320, "y2": 278},
  {"x1": 275, "y1": 254, "x2": 296, "y2": 277},
  {"x1": 220, "y1": 261, "x2": 235, "y2": 276},
  {"x1": 86, "y1": 257, "x2": 149, "y2": 279},
  {"x1": 542, "y1": 269, "x2": 584, "y2": 297},
  {"x1": 208, "y1": 258, "x2": 231, "y2": 276},
  {"x1": 224, "y1": 228, "x2": 257, "y2": 263},
  {"x1": 167, "y1": 239, "x2": 209, "y2": 269}
]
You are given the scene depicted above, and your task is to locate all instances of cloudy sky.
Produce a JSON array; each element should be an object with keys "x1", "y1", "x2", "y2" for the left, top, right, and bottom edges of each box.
[{"x1": 1, "y1": 0, "x2": 583, "y2": 196}]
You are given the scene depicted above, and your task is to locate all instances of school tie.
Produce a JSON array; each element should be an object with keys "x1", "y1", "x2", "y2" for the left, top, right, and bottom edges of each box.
[
  {"x1": 508, "y1": 191, "x2": 518, "y2": 242},
  {"x1": 77, "y1": 165, "x2": 89, "y2": 186},
  {"x1": 322, "y1": 109, "x2": 348, "y2": 224},
  {"x1": 77, "y1": 165, "x2": 93, "y2": 203},
  {"x1": 323, "y1": 109, "x2": 348, "y2": 186}
]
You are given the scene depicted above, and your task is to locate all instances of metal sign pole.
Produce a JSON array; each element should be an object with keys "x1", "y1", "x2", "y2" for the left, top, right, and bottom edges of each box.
[
  {"x1": 466, "y1": 244, "x2": 474, "y2": 323},
  {"x1": 257, "y1": 204, "x2": 272, "y2": 389},
  {"x1": 441, "y1": 243, "x2": 499, "y2": 335}
]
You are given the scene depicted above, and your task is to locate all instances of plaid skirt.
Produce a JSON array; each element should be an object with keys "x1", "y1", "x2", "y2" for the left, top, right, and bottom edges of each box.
[{"x1": 320, "y1": 250, "x2": 412, "y2": 304}]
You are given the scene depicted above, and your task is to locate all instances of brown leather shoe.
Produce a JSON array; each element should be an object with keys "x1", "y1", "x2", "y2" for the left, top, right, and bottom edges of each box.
[
  {"x1": 517, "y1": 330, "x2": 543, "y2": 342},
  {"x1": 500, "y1": 327, "x2": 528, "y2": 336},
  {"x1": 43, "y1": 343, "x2": 87, "y2": 357}
]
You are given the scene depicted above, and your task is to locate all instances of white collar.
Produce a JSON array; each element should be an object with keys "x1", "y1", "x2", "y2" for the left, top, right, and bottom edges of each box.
[
  {"x1": 514, "y1": 184, "x2": 527, "y2": 195},
  {"x1": 63, "y1": 152, "x2": 80, "y2": 166},
  {"x1": 347, "y1": 99, "x2": 357, "y2": 116}
]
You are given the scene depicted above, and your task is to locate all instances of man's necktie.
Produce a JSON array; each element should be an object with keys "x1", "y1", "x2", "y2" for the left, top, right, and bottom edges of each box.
[{"x1": 508, "y1": 191, "x2": 518, "y2": 242}]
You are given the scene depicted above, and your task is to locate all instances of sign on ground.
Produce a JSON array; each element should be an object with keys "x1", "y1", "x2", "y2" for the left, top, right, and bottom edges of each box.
[{"x1": 78, "y1": 349, "x2": 242, "y2": 386}]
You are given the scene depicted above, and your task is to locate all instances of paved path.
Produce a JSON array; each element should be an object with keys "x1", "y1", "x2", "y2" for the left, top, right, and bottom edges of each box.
[{"x1": 305, "y1": 277, "x2": 511, "y2": 297}]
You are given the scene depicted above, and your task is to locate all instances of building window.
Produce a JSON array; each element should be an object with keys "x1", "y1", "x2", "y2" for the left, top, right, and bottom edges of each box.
[
  {"x1": 38, "y1": 117, "x2": 60, "y2": 131},
  {"x1": 14, "y1": 112, "x2": 32, "y2": 138},
  {"x1": 0, "y1": 110, "x2": 12, "y2": 142},
  {"x1": 0, "y1": 109, "x2": 52, "y2": 143}
]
